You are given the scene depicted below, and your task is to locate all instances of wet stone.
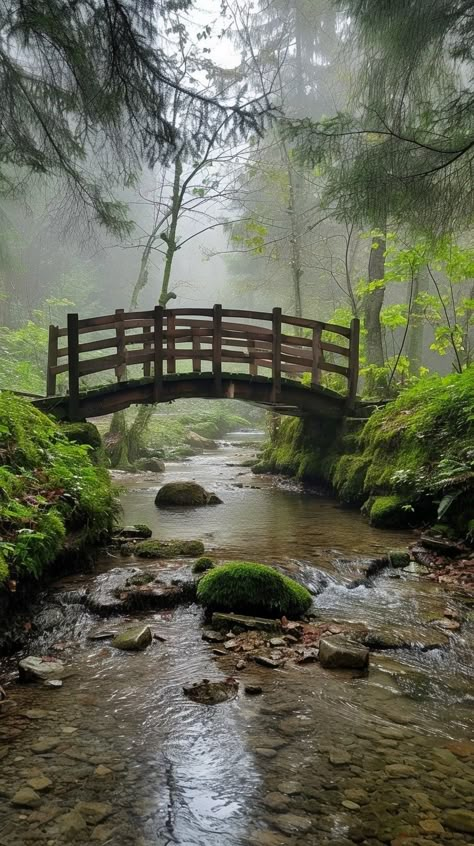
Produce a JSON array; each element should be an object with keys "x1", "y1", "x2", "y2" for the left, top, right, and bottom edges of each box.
[
  {"x1": 31, "y1": 737, "x2": 61, "y2": 754},
  {"x1": 263, "y1": 792, "x2": 290, "y2": 811},
  {"x1": 319, "y1": 636, "x2": 369, "y2": 670},
  {"x1": 11, "y1": 787, "x2": 42, "y2": 808},
  {"x1": 57, "y1": 809, "x2": 88, "y2": 837},
  {"x1": 74, "y1": 801, "x2": 114, "y2": 825},
  {"x1": 329, "y1": 748, "x2": 352, "y2": 766},
  {"x1": 273, "y1": 813, "x2": 312, "y2": 834},
  {"x1": 27, "y1": 776, "x2": 53, "y2": 792},
  {"x1": 277, "y1": 781, "x2": 302, "y2": 796},
  {"x1": 443, "y1": 809, "x2": 474, "y2": 834},
  {"x1": 385, "y1": 764, "x2": 417, "y2": 778},
  {"x1": 112, "y1": 624, "x2": 152, "y2": 651}
]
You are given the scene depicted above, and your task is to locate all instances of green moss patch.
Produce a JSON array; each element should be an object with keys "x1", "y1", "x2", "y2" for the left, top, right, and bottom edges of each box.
[
  {"x1": 196, "y1": 561, "x2": 312, "y2": 618},
  {"x1": 192, "y1": 556, "x2": 215, "y2": 574},
  {"x1": 134, "y1": 539, "x2": 205, "y2": 558},
  {"x1": 0, "y1": 394, "x2": 116, "y2": 585}
]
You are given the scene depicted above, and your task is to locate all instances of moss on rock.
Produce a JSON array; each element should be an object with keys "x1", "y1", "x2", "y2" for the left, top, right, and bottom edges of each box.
[
  {"x1": 192, "y1": 556, "x2": 215, "y2": 574},
  {"x1": 0, "y1": 394, "x2": 116, "y2": 585},
  {"x1": 196, "y1": 561, "x2": 312, "y2": 618},
  {"x1": 61, "y1": 422, "x2": 102, "y2": 451},
  {"x1": 135, "y1": 539, "x2": 205, "y2": 558},
  {"x1": 368, "y1": 495, "x2": 408, "y2": 528},
  {"x1": 155, "y1": 481, "x2": 222, "y2": 507}
]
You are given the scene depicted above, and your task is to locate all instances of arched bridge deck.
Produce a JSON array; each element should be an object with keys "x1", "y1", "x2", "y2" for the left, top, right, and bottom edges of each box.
[{"x1": 35, "y1": 306, "x2": 360, "y2": 420}]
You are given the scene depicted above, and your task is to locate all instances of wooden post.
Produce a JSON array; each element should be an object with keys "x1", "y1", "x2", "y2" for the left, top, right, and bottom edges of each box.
[
  {"x1": 153, "y1": 306, "x2": 163, "y2": 402},
  {"x1": 67, "y1": 313, "x2": 80, "y2": 420},
  {"x1": 347, "y1": 317, "x2": 360, "y2": 409},
  {"x1": 46, "y1": 324, "x2": 59, "y2": 396},
  {"x1": 213, "y1": 303, "x2": 222, "y2": 394},
  {"x1": 114, "y1": 308, "x2": 126, "y2": 382},
  {"x1": 143, "y1": 325, "x2": 151, "y2": 378},
  {"x1": 271, "y1": 306, "x2": 282, "y2": 403},
  {"x1": 192, "y1": 330, "x2": 201, "y2": 373},
  {"x1": 167, "y1": 311, "x2": 176, "y2": 374},
  {"x1": 311, "y1": 324, "x2": 322, "y2": 388},
  {"x1": 249, "y1": 339, "x2": 257, "y2": 376}
]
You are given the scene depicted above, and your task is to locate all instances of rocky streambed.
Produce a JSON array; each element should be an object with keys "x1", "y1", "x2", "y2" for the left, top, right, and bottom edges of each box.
[{"x1": 0, "y1": 433, "x2": 473, "y2": 846}]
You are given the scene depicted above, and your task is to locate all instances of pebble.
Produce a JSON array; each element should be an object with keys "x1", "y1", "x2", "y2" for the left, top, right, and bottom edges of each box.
[
  {"x1": 31, "y1": 737, "x2": 61, "y2": 754},
  {"x1": 27, "y1": 775, "x2": 53, "y2": 792},
  {"x1": 341, "y1": 799, "x2": 360, "y2": 810},
  {"x1": 57, "y1": 809, "x2": 88, "y2": 837},
  {"x1": 245, "y1": 685, "x2": 263, "y2": 695},
  {"x1": 419, "y1": 819, "x2": 445, "y2": 835},
  {"x1": 74, "y1": 801, "x2": 114, "y2": 824},
  {"x1": 11, "y1": 787, "x2": 42, "y2": 808},
  {"x1": 385, "y1": 763, "x2": 417, "y2": 778},
  {"x1": 273, "y1": 812, "x2": 312, "y2": 834},
  {"x1": 329, "y1": 748, "x2": 352, "y2": 766}
]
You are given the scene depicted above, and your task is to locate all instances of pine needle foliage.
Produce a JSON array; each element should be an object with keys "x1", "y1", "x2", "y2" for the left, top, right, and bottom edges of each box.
[
  {"x1": 285, "y1": 0, "x2": 474, "y2": 234},
  {"x1": 0, "y1": 0, "x2": 267, "y2": 233}
]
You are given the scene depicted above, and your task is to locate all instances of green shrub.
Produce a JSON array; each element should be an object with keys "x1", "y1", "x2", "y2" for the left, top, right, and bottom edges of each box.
[
  {"x1": 61, "y1": 422, "x2": 102, "y2": 451},
  {"x1": 135, "y1": 539, "x2": 205, "y2": 558},
  {"x1": 196, "y1": 561, "x2": 312, "y2": 618},
  {"x1": 0, "y1": 394, "x2": 116, "y2": 584},
  {"x1": 192, "y1": 556, "x2": 215, "y2": 573}
]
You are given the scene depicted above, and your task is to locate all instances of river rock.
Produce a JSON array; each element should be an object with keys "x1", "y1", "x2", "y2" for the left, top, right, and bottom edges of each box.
[
  {"x1": 85, "y1": 567, "x2": 192, "y2": 615},
  {"x1": 57, "y1": 809, "x2": 88, "y2": 838},
  {"x1": 135, "y1": 457, "x2": 165, "y2": 472},
  {"x1": 11, "y1": 787, "x2": 42, "y2": 808},
  {"x1": 18, "y1": 656, "x2": 67, "y2": 683},
  {"x1": 74, "y1": 801, "x2": 113, "y2": 825},
  {"x1": 27, "y1": 775, "x2": 53, "y2": 792},
  {"x1": 443, "y1": 809, "x2": 474, "y2": 834},
  {"x1": 202, "y1": 629, "x2": 226, "y2": 643},
  {"x1": 185, "y1": 431, "x2": 218, "y2": 450},
  {"x1": 155, "y1": 481, "x2": 222, "y2": 507},
  {"x1": 319, "y1": 636, "x2": 369, "y2": 670},
  {"x1": 112, "y1": 625, "x2": 152, "y2": 651},
  {"x1": 329, "y1": 748, "x2": 352, "y2": 766},
  {"x1": 387, "y1": 550, "x2": 411, "y2": 568},
  {"x1": 255, "y1": 655, "x2": 283, "y2": 669},
  {"x1": 183, "y1": 677, "x2": 239, "y2": 704},
  {"x1": 273, "y1": 813, "x2": 312, "y2": 834},
  {"x1": 212, "y1": 612, "x2": 281, "y2": 633},
  {"x1": 245, "y1": 685, "x2": 263, "y2": 695},
  {"x1": 31, "y1": 737, "x2": 61, "y2": 754},
  {"x1": 363, "y1": 626, "x2": 449, "y2": 650}
]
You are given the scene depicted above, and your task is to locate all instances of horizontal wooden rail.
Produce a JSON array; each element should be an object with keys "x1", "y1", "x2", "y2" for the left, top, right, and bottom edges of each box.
[{"x1": 46, "y1": 306, "x2": 360, "y2": 418}]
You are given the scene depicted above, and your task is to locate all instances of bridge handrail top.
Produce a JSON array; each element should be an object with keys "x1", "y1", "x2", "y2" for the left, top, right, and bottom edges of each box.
[{"x1": 56, "y1": 306, "x2": 355, "y2": 340}]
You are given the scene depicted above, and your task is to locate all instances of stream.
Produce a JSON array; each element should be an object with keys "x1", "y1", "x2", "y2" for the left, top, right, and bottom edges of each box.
[{"x1": 0, "y1": 433, "x2": 473, "y2": 846}]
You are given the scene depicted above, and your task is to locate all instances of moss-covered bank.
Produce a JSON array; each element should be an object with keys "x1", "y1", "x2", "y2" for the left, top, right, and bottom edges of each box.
[
  {"x1": 0, "y1": 394, "x2": 116, "y2": 587},
  {"x1": 255, "y1": 370, "x2": 474, "y2": 533}
]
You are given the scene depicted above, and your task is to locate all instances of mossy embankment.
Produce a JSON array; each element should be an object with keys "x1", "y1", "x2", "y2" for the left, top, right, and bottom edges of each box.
[
  {"x1": 255, "y1": 369, "x2": 474, "y2": 534},
  {"x1": 0, "y1": 394, "x2": 116, "y2": 591}
]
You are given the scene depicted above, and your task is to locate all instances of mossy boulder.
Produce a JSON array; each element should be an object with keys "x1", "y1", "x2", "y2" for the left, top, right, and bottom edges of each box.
[
  {"x1": 369, "y1": 495, "x2": 409, "y2": 528},
  {"x1": 192, "y1": 557, "x2": 215, "y2": 574},
  {"x1": 185, "y1": 431, "x2": 218, "y2": 450},
  {"x1": 196, "y1": 561, "x2": 312, "y2": 618},
  {"x1": 155, "y1": 481, "x2": 222, "y2": 508},
  {"x1": 135, "y1": 457, "x2": 165, "y2": 473},
  {"x1": 135, "y1": 539, "x2": 205, "y2": 558}
]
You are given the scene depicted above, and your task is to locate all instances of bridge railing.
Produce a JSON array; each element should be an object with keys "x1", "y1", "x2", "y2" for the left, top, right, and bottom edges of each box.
[{"x1": 46, "y1": 306, "x2": 359, "y2": 417}]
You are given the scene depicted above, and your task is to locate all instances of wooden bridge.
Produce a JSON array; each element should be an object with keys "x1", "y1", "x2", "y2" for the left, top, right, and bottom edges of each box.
[{"x1": 35, "y1": 306, "x2": 360, "y2": 420}]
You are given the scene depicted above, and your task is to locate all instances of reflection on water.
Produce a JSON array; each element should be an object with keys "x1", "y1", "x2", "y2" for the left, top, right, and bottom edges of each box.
[{"x1": 0, "y1": 434, "x2": 473, "y2": 846}]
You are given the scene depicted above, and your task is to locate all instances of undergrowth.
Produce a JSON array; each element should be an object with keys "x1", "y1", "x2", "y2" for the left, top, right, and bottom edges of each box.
[{"x1": 0, "y1": 394, "x2": 116, "y2": 585}]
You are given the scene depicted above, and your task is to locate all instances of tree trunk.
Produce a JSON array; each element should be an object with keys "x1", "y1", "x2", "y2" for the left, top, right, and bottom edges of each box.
[
  {"x1": 363, "y1": 232, "x2": 387, "y2": 395},
  {"x1": 407, "y1": 263, "x2": 430, "y2": 374},
  {"x1": 159, "y1": 156, "x2": 182, "y2": 307}
]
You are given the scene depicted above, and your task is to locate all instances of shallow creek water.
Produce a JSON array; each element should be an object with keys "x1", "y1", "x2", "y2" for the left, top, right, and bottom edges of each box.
[{"x1": 0, "y1": 433, "x2": 473, "y2": 846}]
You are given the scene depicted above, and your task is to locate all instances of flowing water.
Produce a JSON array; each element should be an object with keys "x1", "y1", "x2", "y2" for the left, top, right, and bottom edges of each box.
[{"x1": 0, "y1": 433, "x2": 473, "y2": 846}]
